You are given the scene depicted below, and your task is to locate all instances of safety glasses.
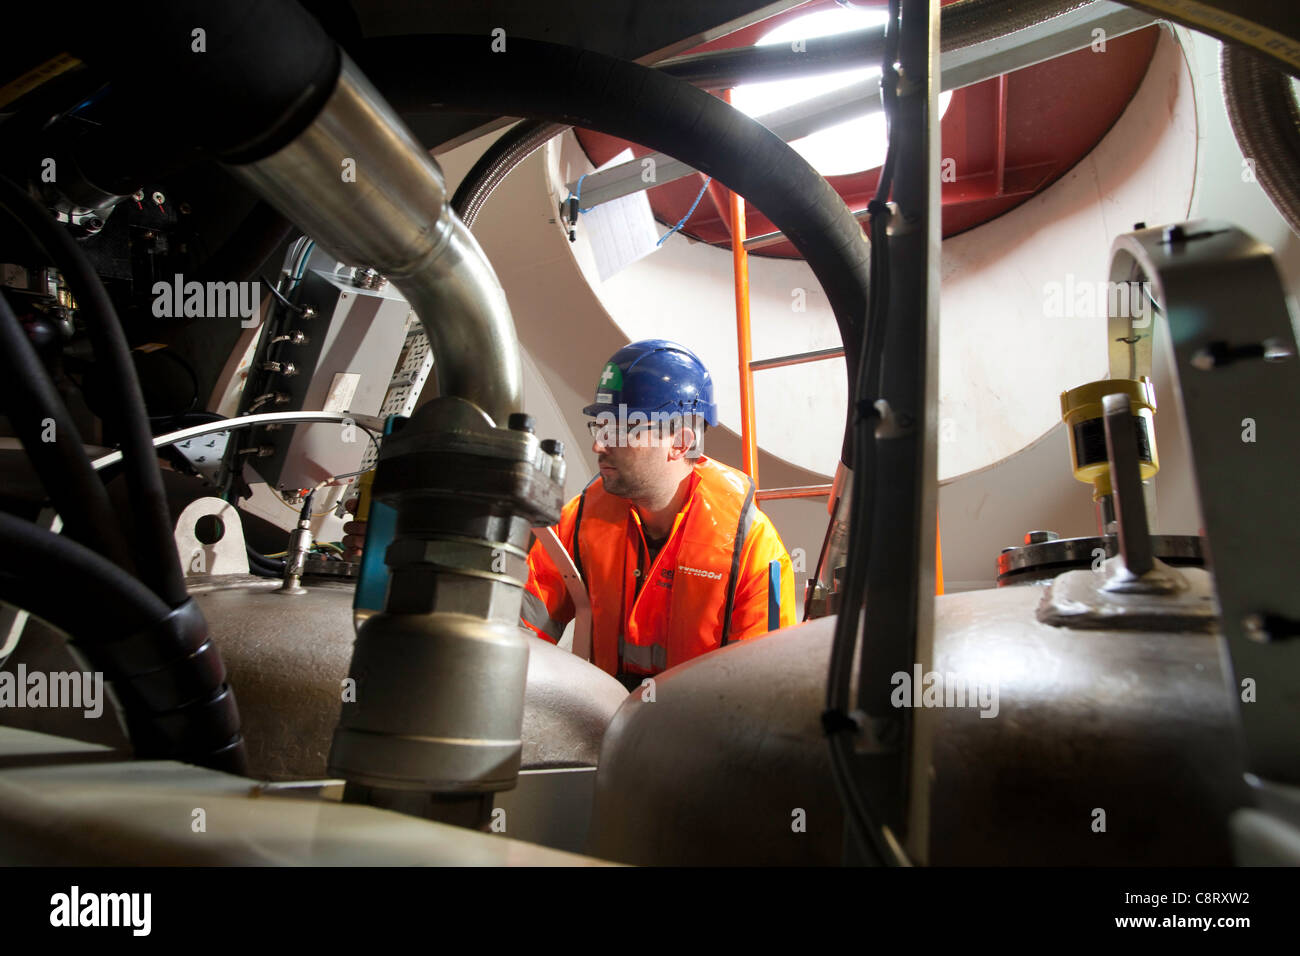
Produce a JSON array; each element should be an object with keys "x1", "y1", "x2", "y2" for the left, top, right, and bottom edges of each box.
[{"x1": 586, "y1": 419, "x2": 659, "y2": 447}]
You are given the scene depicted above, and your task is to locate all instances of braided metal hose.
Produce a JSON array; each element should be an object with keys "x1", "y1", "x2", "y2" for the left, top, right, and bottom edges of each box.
[{"x1": 1222, "y1": 44, "x2": 1300, "y2": 236}]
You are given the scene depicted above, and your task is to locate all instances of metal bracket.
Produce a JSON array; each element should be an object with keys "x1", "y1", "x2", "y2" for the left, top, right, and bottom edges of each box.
[
  {"x1": 173, "y1": 497, "x2": 251, "y2": 578},
  {"x1": 1038, "y1": 561, "x2": 1219, "y2": 632},
  {"x1": 1105, "y1": 221, "x2": 1300, "y2": 784}
]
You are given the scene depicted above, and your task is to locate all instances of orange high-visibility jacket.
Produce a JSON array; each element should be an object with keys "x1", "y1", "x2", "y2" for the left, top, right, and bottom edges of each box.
[{"x1": 521, "y1": 456, "x2": 796, "y2": 677}]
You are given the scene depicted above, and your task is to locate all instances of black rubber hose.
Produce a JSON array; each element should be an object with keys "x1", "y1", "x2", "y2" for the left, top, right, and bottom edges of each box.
[
  {"x1": 246, "y1": 545, "x2": 286, "y2": 575},
  {"x1": 0, "y1": 294, "x2": 136, "y2": 572},
  {"x1": 52, "y1": 0, "x2": 340, "y2": 165},
  {"x1": 358, "y1": 34, "x2": 871, "y2": 450},
  {"x1": 446, "y1": 25, "x2": 887, "y2": 228},
  {"x1": 0, "y1": 512, "x2": 247, "y2": 772},
  {"x1": 447, "y1": 0, "x2": 1094, "y2": 244},
  {"x1": 0, "y1": 512, "x2": 168, "y2": 635},
  {"x1": 0, "y1": 175, "x2": 188, "y2": 608}
]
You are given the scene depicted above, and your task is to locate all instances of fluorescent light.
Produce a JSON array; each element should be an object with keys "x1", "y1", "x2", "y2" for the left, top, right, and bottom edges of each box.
[{"x1": 730, "y1": 6, "x2": 953, "y2": 176}]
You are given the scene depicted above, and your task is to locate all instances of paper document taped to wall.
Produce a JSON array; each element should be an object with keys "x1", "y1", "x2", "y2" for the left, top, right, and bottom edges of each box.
[{"x1": 583, "y1": 149, "x2": 661, "y2": 283}]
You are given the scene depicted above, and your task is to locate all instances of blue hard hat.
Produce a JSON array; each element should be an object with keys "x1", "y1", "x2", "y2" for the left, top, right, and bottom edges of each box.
[{"x1": 582, "y1": 339, "x2": 718, "y2": 426}]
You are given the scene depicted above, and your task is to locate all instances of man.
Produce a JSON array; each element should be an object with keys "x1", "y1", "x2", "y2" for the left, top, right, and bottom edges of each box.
[{"x1": 521, "y1": 339, "x2": 796, "y2": 690}]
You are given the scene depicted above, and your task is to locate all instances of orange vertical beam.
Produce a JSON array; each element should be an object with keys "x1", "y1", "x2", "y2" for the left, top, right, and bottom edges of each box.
[
  {"x1": 935, "y1": 521, "x2": 944, "y2": 596},
  {"x1": 723, "y1": 88, "x2": 759, "y2": 485}
]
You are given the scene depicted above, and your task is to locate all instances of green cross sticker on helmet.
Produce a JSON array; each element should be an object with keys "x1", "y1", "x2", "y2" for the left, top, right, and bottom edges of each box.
[{"x1": 598, "y1": 362, "x2": 623, "y2": 391}]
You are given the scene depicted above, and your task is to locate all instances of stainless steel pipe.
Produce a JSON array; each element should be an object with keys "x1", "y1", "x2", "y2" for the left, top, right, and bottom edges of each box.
[{"x1": 230, "y1": 54, "x2": 523, "y2": 426}]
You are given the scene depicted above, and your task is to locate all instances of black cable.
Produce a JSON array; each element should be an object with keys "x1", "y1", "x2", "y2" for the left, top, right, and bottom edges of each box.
[
  {"x1": 245, "y1": 549, "x2": 285, "y2": 577},
  {"x1": 0, "y1": 293, "x2": 137, "y2": 572},
  {"x1": 823, "y1": 0, "x2": 908, "y2": 868},
  {"x1": 0, "y1": 510, "x2": 169, "y2": 638},
  {"x1": 0, "y1": 174, "x2": 188, "y2": 608},
  {"x1": 260, "y1": 273, "x2": 306, "y2": 314},
  {"x1": 873, "y1": 0, "x2": 904, "y2": 206},
  {"x1": 246, "y1": 544, "x2": 285, "y2": 573},
  {"x1": 830, "y1": 211, "x2": 899, "y2": 867},
  {"x1": 802, "y1": 529, "x2": 830, "y2": 623}
]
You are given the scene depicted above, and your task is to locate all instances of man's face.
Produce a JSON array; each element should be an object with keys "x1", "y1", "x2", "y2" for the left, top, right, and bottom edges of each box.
[{"x1": 590, "y1": 419, "x2": 691, "y2": 499}]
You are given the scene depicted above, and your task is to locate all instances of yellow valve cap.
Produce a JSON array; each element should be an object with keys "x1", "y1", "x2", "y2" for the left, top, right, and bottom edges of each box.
[{"x1": 1060, "y1": 377, "x2": 1159, "y2": 498}]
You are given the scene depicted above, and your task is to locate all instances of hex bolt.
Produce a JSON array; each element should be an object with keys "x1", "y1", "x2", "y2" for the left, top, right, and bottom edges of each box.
[
  {"x1": 1163, "y1": 224, "x2": 1186, "y2": 244},
  {"x1": 1024, "y1": 530, "x2": 1060, "y2": 545},
  {"x1": 151, "y1": 190, "x2": 165, "y2": 206},
  {"x1": 540, "y1": 438, "x2": 565, "y2": 458},
  {"x1": 1191, "y1": 340, "x2": 1291, "y2": 370},
  {"x1": 508, "y1": 413, "x2": 536, "y2": 433}
]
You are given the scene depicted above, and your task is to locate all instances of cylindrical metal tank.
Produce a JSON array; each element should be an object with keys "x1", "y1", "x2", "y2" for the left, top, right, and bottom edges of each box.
[
  {"x1": 0, "y1": 574, "x2": 628, "y2": 781},
  {"x1": 586, "y1": 585, "x2": 1247, "y2": 865}
]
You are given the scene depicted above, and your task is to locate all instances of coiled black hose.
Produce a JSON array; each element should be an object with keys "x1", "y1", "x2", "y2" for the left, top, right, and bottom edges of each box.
[{"x1": 0, "y1": 511, "x2": 246, "y2": 772}]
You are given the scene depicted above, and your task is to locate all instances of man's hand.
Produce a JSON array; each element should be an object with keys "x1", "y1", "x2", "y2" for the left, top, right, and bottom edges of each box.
[{"x1": 342, "y1": 496, "x2": 367, "y2": 561}]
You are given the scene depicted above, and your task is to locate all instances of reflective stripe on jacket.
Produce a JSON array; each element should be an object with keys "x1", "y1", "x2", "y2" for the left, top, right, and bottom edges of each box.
[{"x1": 521, "y1": 456, "x2": 796, "y2": 676}]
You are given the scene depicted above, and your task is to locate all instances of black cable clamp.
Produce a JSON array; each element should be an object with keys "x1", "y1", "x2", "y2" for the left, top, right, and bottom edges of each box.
[
  {"x1": 821, "y1": 707, "x2": 861, "y2": 738},
  {"x1": 854, "y1": 396, "x2": 884, "y2": 424},
  {"x1": 866, "y1": 198, "x2": 891, "y2": 221}
]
